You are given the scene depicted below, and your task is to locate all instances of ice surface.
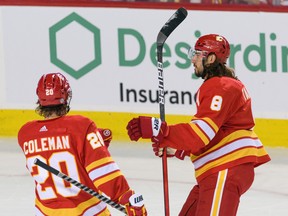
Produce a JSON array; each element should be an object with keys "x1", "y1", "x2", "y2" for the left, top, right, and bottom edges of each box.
[{"x1": 1, "y1": 138, "x2": 287, "y2": 216}]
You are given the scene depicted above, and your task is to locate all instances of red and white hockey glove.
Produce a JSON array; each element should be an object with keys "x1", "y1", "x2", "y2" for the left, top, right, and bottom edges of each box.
[
  {"x1": 152, "y1": 143, "x2": 190, "y2": 160},
  {"x1": 118, "y1": 190, "x2": 147, "y2": 216},
  {"x1": 98, "y1": 128, "x2": 112, "y2": 148},
  {"x1": 126, "y1": 116, "x2": 168, "y2": 142}
]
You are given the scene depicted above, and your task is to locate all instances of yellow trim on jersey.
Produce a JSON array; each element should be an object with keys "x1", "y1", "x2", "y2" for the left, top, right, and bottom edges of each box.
[
  {"x1": 189, "y1": 123, "x2": 210, "y2": 145},
  {"x1": 95, "y1": 170, "x2": 123, "y2": 186},
  {"x1": 194, "y1": 146, "x2": 267, "y2": 178},
  {"x1": 191, "y1": 116, "x2": 219, "y2": 132},
  {"x1": 35, "y1": 196, "x2": 109, "y2": 216},
  {"x1": 86, "y1": 157, "x2": 114, "y2": 172},
  {"x1": 211, "y1": 169, "x2": 227, "y2": 216},
  {"x1": 190, "y1": 130, "x2": 258, "y2": 159}
]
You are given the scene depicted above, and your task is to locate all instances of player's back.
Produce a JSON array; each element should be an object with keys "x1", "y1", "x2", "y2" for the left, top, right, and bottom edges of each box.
[
  {"x1": 18, "y1": 115, "x2": 110, "y2": 215},
  {"x1": 197, "y1": 76, "x2": 255, "y2": 131},
  {"x1": 192, "y1": 77, "x2": 270, "y2": 181}
]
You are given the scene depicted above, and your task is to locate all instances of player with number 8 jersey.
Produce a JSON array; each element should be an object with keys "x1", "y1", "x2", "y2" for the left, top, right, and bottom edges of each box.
[
  {"x1": 126, "y1": 34, "x2": 270, "y2": 216},
  {"x1": 18, "y1": 73, "x2": 147, "y2": 216}
]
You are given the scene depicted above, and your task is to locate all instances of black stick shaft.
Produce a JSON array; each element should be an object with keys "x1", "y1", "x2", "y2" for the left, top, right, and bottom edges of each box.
[
  {"x1": 157, "y1": 7, "x2": 188, "y2": 46},
  {"x1": 156, "y1": 7, "x2": 188, "y2": 216},
  {"x1": 34, "y1": 158, "x2": 127, "y2": 214}
]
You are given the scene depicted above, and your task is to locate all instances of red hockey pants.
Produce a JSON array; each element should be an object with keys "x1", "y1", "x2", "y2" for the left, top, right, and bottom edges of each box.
[{"x1": 179, "y1": 163, "x2": 255, "y2": 216}]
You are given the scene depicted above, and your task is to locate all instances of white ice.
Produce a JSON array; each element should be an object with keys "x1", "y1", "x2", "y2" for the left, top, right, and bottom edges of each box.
[{"x1": 0, "y1": 138, "x2": 287, "y2": 216}]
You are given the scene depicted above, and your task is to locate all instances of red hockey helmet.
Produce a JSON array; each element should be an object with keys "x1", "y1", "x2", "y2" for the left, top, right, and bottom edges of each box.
[
  {"x1": 194, "y1": 34, "x2": 230, "y2": 64},
  {"x1": 36, "y1": 73, "x2": 72, "y2": 106}
]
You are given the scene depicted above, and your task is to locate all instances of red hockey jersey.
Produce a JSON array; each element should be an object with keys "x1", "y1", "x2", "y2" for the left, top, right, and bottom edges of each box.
[
  {"x1": 161, "y1": 76, "x2": 271, "y2": 182},
  {"x1": 18, "y1": 115, "x2": 130, "y2": 216}
]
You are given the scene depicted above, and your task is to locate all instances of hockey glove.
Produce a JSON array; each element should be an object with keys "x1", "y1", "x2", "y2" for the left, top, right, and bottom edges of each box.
[
  {"x1": 152, "y1": 143, "x2": 190, "y2": 160},
  {"x1": 118, "y1": 190, "x2": 147, "y2": 216},
  {"x1": 98, "y1": 128, "x2": 112, "y2": 148},
  {"x1": 126, "y1": 116, "x2": 168, "y2": 142}
]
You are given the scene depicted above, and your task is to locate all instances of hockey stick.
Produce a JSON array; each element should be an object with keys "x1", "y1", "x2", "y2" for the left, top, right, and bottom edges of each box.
[
  {"x1": 156, "y1": 7, "x2": 188, "y2": 216},
  {"x1": 34, "y1": 158, "x2": 127, "y2": 214}
]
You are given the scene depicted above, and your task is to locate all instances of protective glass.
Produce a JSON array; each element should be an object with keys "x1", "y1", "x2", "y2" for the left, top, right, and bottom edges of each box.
[{"x1": 187, "y1": 48, "x2": 206, "y2": 59}]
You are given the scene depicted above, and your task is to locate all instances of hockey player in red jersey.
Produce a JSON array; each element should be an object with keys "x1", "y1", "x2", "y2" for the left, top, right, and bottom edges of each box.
[
  {"x1": 126, "y1": 34, "x2": 270, "y2": 216},
  {"x1": 18, "y1": 73, "x2": 147, "y2": 216}
]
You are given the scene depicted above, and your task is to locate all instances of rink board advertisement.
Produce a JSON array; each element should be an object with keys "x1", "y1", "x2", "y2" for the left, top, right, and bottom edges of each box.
[{"x1": 0, "y1": 6, "x2": 288, "y2": 146}]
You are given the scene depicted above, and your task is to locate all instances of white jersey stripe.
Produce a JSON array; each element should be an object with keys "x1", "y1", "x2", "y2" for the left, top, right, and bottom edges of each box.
[
  {"x1": 35, "y1": 206, "x2": 45, "y2": 216},
  {"x1": 88, "y1": 163, "x2": 119, "y2": 180},
  {"x1": 192, "y1": 119, "x2": 216, "y2": 140},
  {"x1": 193, "y1": 138, "x2": 262, "y2": 169},
  {"x1": 83, "y1": 202, "x2": 107, "y2": 216}
]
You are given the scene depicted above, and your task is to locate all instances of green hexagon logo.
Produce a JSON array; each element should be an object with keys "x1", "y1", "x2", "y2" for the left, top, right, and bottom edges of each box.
[{"x1": 49, "y1": 12, "x2": 101, "y2": 79}]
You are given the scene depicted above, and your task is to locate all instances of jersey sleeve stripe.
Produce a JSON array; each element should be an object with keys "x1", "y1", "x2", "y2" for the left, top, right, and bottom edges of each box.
[
  {"x1": 94, "y1": 170, "x2": 123, "y2": 186},
  {"x1": 188, "y1": 123, "x2": 210, "y2": 145},
  {"x1": 191, "y1": 116, "x2": 219, "y2": 132},
  {"x1": 88, "y1": 163, "x2": 120, "y2": 180},
  {"x1": 86, "y1": 157, "x2": 114, "y2": 172},
  {"x1": 191, "y1": 119, "x2": 216, "y2": 140}
]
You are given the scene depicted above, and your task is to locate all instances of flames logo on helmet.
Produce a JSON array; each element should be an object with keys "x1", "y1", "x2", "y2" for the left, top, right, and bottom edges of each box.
[{"x1": 194, "y1": 34, "x2": 230, "y2": 64}]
